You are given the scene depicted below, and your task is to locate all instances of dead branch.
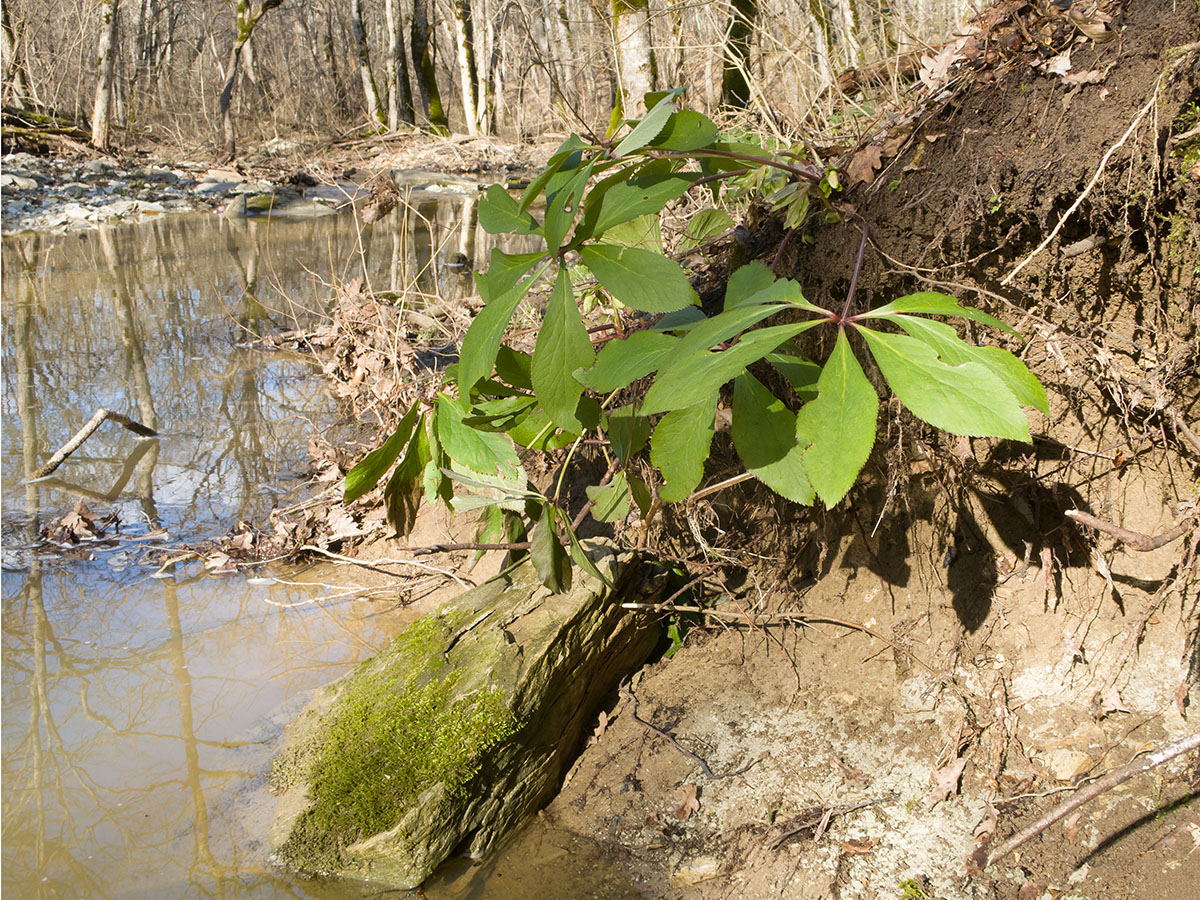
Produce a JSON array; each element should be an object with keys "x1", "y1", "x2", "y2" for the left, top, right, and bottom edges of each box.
[
  {"x1": 1168, "y1": 408, "x2": 1200, "y2": 456},
  {"x1": 31, "y1": 408, "x2": 158, "y2": 480},
  {"x1": 1065, "y1": 509, "x2": 1196, "y2": 552},
  {"x1": 984, "y1": 729, "x2": 1200, "y2": 870}
]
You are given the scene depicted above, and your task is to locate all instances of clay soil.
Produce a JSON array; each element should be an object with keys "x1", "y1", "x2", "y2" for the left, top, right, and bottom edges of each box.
[{"x1": 514, "y1": 4, "x2": 1200, "y2": 900}]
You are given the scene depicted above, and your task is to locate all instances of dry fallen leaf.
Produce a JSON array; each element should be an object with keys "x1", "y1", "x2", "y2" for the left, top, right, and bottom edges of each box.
[
  {"x1": 1091, "y1": 686, "x2": 1129, "y2": 720},
  {"x1": 1063, "y1": 69, "x2": 1106, "y2": 86},
  {"x1": 1045, "y1": 49, "x2": 1073, "y2": 77},
  {"x1": 927, "y1": 757, "x2": 967, "y2": 808},
  {"x1": 1064, "y1": 810, "x2": 1082, "y2": 843},
  {"x1": 847, "y1": 144, "x2": 883, "y2": 187},
  {"x1": 840, "y1": 837, "x2": 878, "y2": 855},
  {"x1": 586, "y1": 709, "x2": 609, "y2": 747},
  {"x1": 669, "y1": 783, "x2": 701, "y2": 821}
]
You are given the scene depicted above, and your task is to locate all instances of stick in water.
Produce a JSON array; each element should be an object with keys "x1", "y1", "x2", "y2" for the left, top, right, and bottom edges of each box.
[{"x1": 31, "y1": 407, "x2": 158, "y2": 480}]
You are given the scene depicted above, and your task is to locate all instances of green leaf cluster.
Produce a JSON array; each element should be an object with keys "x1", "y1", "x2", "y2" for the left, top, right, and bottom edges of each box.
[{"x1": 342, "y1": 91, "x2": 1048, "y2": 590}]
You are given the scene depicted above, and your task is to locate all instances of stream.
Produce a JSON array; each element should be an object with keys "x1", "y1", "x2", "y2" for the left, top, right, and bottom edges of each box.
[{"x1": 1, "y1": 195, "x2": 641, "y2": 899}]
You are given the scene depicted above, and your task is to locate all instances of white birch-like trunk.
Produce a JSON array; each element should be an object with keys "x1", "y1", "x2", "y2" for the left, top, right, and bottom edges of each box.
[
  {"x1": 451, "y1": 0, "x2": 479, "y2": 135},
  {"x1": 91, "y1": 0, "x2": 120, "y2": 148},
  {"x1": 612, "y1": 0, "x2": 655, "y2": 116}
]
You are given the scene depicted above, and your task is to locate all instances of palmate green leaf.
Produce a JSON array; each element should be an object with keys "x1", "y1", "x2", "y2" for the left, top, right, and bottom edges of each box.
[
  {"x1": 765, "y1": 349, "x2": 820, "y2": 400},
  {"x1": 578, "y1": 169, "x2": 700, "y2": 241},
  {"x1": 647, "y1": 109, "x2": 719, "y2": 151},
  {"x1": 652, "y1": 306, "x2": 707, "y2": 333},
  {"x1": 628, "y1": 473, "x2": 652, "y2": 515},
  {"x1": 724, "y1": 261, "x2": 777, "y2": 309},
  {"x1": 586, "y1": 471, "x2": 630, "y2": 523},
  {"x1": 856, "y1": 291, "x2": 1016, "y2": 335},
  {"x1": 462, "y1": 394, "x2": 538, "y2": 432},
  {"x1": 601, "y1": 213, "x2": 663, "y2": 252},
  {"x1": 436, "y1": 394, "x2": 524, "y2": 481},
  {"x1": 654, "y1": 300, "x2": 790, "y2": 375},
  {"x1": 563, "y1": 519, "x2": 613, "y2": 588},
  {"x1": 732, "y1": 373, "x2": 814, "y2": 504},
  {"x1": 495, "y1": 346, "x2": 533, "y2": 390},
  {"x1": 576, "y1": 329, "x2": 676, "y2": 392},
  {"x1": 458, "y1": 252, "x2": 547, "y2": 393},
  {"x1": 422, "y1": 413, "x2": 452, "y2": 505},
  {"x1": 344, "y1": 403, "x2": 421, "y2": 503},
  {"x1": 613, "y1": 93, "x2": 679, "y2": 157},
  {"x1": 606, "y1": 404, "x2": 651, "y2": 462},
  {"x1": 892, "y1": 315, "x2": 1049, "y2": 414},
  {"x1": 857, "y1": 326, "x2": 1031, "y2": 441},
  {"x1": 445, "y1": 465, "x2": 534, "y2": 513},
  {"x1": 650, "y1": 395, "x2": 718, "y2": 502},
  {"x1": 580, "y1": 243, "x2": 699, "y2": 313},
  {"x1": 795, "y1": 328, "x2": 878, "y2": 506},
  {"x1": 677, "y1": 208, "x2": 735, "y2": 252},
  {"x1": 532, "y1": 268, "x2": 594, "y2": 431},
  {"x1": 520, "y1": 134, "x2": 591, "y2": 211},
  {"x1": 544, "y1": 161, "x2": 594, "y2": 250},
  {"x1": 530, "y1": 504, "x2": 571, "y2": 593},
  {"x1": 641, "y1": 320, "x2": 824, "y2": 415},
  {"x1": 478, "y1": 184, "x2": 541, "y2": 235},
  {"x1": 384, "y1": 415, "x2": 430, "y2": 536}
]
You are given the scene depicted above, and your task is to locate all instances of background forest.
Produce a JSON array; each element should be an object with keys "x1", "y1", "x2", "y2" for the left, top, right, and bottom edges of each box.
[{"x1": 2, "y1": 0, "x2": 971, "y2": 155}]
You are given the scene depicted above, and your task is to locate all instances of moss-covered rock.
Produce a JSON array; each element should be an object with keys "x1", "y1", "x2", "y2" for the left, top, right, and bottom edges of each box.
[{"x1": 269, "y1": 540, "x2": 664, "y2": 888}]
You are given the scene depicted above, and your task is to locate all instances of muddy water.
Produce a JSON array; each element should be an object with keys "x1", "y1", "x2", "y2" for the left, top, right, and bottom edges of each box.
[{"x1": 1, "y1": 197, "x2": 636, "y2": 899}]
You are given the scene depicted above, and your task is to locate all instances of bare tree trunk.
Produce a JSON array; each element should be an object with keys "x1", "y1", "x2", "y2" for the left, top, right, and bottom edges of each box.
[
  {"x1": 611, "y1": 0, "x2": 656, "y2": 117},
  {"x1": 91, "y1": 0, "x2": 120, "y2": 148},
  {"x1": 451, "y1": 0, "x2": 481, "y2": 134},
  {"x1": 217, "y1": 0, "x2": 283, "y2": 164},
  {"x1": 721, "y1": 0, "x2": 756, "y2": 109},
  {"x1": 385, "y1": 0, "x2": 415, "y2": 128},
  {"x1": 2, "y1": 4, "x2": 39, "y2": 109},
  {"x1": 351, "y1": 0, "x2": 387, "y2": 127},
  {"x1": 411, "y1": 0, "x2": 449, "y2": 134}
]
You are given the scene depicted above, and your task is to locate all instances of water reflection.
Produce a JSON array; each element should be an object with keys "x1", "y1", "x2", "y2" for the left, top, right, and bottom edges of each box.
[{"x1": 0, "y1": 195, "x2": 527, "y2": 900}]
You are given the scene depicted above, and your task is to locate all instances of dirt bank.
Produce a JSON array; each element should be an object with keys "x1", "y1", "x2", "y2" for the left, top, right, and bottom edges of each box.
[{"x1": 530, "y1": 3, "x2": 1200, "y2": 899}]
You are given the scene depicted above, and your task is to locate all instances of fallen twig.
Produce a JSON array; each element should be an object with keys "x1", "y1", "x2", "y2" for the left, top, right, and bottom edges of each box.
[
  {"x1": 407, "y1": 540, "x2": 530, "y2": 556},
  {"x1": 300, "y1": 544, "x2": 475, "y2": 588},
  {"x1": 31, "y1": 408, "x2": 158, "y2": 480},
  {"x1": 984, "y1": 729, "x2": 1200, "y2": 870},
  {"x1": 1065, "y1": 509, "x2": 1196, "y2": 552},
  {"x1": 769, "y1": 792, "x2": 899, "y2": 849},
  {"x1": 619, "y1": 678, "x2": 760, "y2": 780}
]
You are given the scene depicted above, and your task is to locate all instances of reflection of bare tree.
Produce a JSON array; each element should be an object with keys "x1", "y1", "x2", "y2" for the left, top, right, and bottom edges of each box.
[{"x1": 98, "y1": 224, "x2": 162, "y2": 527}]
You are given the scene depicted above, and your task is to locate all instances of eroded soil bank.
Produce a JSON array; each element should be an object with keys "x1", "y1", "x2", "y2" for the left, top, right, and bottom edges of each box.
[{"x1": 528, "y1": 3, "x2": 1200, "y2": 898}]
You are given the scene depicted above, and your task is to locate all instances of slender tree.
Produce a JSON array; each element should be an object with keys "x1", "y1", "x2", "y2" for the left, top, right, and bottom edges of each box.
[
  {"x1": 411, "y1": 0, "x2": 449, "y2": 133},
  {"x1": 350, "y1": 0, "x2": 387, "y2": 127},
  {"x1": 217, "y1": 0, "x2": 284, "y2": 163},
  {"x1": 384, "y1": 0, "x2": 415, "y2": 128},
  {"x1": 611, "y1": 0, "x2": 656, "y2": 117},
  {"x1": 2, "y1": 2, "x2": 39, "y2": 108},
  {"x1": 91, "y1": 0, "x2": 120, "y2": 148},
  {"x1": 451, "y1": 0, "x2": 482, "y2": 134},
  {"x1": 721, "y1": 0, "x2": 756, "y2": 109}
]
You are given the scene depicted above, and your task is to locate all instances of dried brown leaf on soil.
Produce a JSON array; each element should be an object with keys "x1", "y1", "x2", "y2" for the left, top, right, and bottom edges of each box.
[
  {"x1": 840, "y1": 837, "x2": 878, "y2": 855},
  {"x1": 669, "y1": 783, "x2": 700, "y2": 821},
  {"x1": 847, "y1": 145, "x2": 883, "y2": 187},
  {"x1": 927, "y1": 757, "x2": 967, "y2": 808}
]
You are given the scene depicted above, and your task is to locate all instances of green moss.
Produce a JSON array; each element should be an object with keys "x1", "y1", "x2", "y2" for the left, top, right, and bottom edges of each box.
[{"x1": 278, "y1": 607, "x2": 519, "y2": 873}]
